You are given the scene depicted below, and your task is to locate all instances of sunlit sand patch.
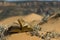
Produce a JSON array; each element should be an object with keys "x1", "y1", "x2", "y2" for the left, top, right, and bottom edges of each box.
[
  {"x1": 7, "y1": 33, "x2": 41, "y2": 40},
  {"x1": 0, "y1": 13, "x2": 43, "y2": 26}
]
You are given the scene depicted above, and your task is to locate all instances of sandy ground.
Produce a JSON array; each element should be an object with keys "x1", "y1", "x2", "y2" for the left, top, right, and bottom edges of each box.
[{"x1": 0, "y1": 13, "x2": 60, "y2": 40}]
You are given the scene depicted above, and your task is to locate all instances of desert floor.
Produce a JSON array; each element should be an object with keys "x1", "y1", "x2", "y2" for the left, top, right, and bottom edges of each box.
[{"x1": 0, "y1": 13, "x2": 60, "y2": 40}]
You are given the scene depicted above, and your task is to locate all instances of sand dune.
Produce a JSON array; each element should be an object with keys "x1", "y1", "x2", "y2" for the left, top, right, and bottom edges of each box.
[{"x1": 0, "y1": 13, "x2": 60, "y2": 40}]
